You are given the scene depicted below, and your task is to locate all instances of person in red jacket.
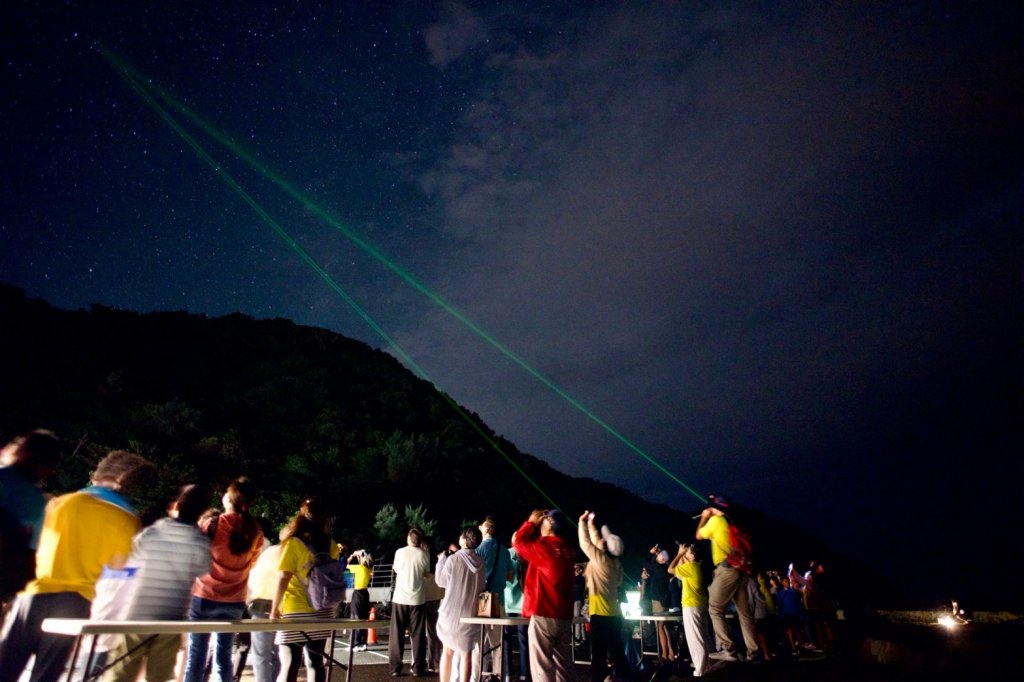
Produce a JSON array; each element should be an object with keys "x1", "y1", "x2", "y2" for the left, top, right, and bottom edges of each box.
[{"x1": 512, "y1": 509, "x2": 577, "y2": 682}]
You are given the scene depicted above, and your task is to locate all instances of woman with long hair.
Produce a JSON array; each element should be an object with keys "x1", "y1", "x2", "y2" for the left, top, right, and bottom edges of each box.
[
  {"x1": 183, "y1": 477, "x2": 263, "y2": 682},
  {"x1": 270, "y1": 497, "x2": 341, "y2": 682}
]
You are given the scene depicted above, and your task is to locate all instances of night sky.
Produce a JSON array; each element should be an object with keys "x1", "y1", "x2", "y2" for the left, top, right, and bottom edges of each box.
[{"x1": 2, "y1": 2, "x2": 1020, "y2": 606}]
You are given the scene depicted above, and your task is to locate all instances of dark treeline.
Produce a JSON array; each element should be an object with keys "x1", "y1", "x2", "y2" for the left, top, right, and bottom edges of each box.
[{"x1": 0, "y1": 284, "x2": 889, "y2": 607}]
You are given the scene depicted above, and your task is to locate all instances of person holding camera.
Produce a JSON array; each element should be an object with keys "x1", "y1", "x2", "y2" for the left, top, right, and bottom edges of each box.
[
  {"x1": 512, "y1": 509, "x2": 576, "y2": 682},
  {"x1": 576, "y1": 511, "x2": 628, "y2": 682},
  {"x1": 668, "y1": 543, "x2": 716, "y2": 676}
]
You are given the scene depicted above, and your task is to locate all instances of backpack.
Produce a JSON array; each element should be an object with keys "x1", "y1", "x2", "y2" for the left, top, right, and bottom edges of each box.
[
  {"x1": 305, "y1": 546, "x2": 347, "y2": 612},
  {"x1": 725, "y1": 521, "x2": 753, "y2": 574}
]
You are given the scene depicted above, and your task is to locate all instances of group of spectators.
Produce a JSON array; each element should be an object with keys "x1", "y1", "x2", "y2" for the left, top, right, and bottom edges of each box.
[
  {"x1": 0, "y1": 429, "x2": 834, "y2": 682},
  {"x1": 628, "y1": 495, "x2": 836, "y2": 675},
  {"x1": 0, "y1": 432, "x2": 346, "y2": 682},
  {"x1": 385, "y1": 507, "x2": 630, "y2": 682}
]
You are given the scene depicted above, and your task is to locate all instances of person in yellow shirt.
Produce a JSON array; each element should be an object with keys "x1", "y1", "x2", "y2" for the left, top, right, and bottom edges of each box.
[
  {"x1": 0, "y1": 450, "x2": 153, "y2": 682},
  {"x1": 346, "y1": 549, "x2": 374, "y2": 651},
  {"x1": 577, "y1": 510, "x2": 628, "y2": 682},
  {"x1": 668, "y1": 543, "x2": 717, "y2": 677},
  {"x1": 270, "y1": 497, "x2": 341, "y2": 682},
  {"x1": 694, "y1": 494, "x2": 758, "y2": 664}
]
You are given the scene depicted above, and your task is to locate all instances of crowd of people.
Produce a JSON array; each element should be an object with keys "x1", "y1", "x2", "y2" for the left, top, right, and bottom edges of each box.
[
  {"x1": 385, "y1": 501, "x2": 838, "y2": 681},
  {"x1": 0, "y1": 430, "x2": 836, "y2": 682},
  {"x1": 0, "y1": 432, "x2": 345, "y2": 682}
]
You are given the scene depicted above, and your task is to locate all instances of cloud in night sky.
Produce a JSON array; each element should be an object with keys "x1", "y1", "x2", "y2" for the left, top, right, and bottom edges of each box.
[{"x1": 404, "y1": 2, "x2": 1018, "y2": 510}]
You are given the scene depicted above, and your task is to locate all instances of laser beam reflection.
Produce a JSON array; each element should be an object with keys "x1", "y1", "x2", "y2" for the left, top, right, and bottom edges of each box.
[{"x1": 98, "y1": 43, "x2": 706, "y2": 506}]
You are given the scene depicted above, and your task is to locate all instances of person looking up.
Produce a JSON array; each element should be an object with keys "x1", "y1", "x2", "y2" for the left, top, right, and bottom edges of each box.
[
  {"x1": 347, "y1": 549, "x2": 374, "y2": 652},
  {"x1": 183, "y1": 477, "x2": 263, "y2": 682},
  {"x1": 576, "y1": 511, "x2": 628, "y2": 682},
  {"x1": 694, "y1": 494, "x2": 758, "y2": 663},
  {"x1": 668, "y1": 543, "x2": 715, "y2": 676},
  {"x1": 102, "y1": 484, "x2": 213, "y2": 682},
  {"x1": 512, "y1": 509, "x2": 576, "y2": 682},
  {"x1": 244, "y1": 520, "x2": 284, "y2": 682},
  {"x1": 0, "y1": 449, "x2": 153, "y2": 682},
  {"x1": 645, "y1": 544, "x2": 675, "y2": 663},
  {"x1": 435, "y1": 526, "x2": 485, "y2": 682},
  {"x1": 475, "y1": 515, "x2": 511, "y2": 679},
  {"x1": 270, "y1": 496, "x2": 342, "y2": 682},
  {"x1": 388, "y1": 527, "x2": 430, "y2": 677}
]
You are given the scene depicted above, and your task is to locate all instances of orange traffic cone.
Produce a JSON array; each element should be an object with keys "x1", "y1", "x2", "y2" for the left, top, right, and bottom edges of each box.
[{"x1": 368, "y1": 607, "x2": 378, "y2": 645}]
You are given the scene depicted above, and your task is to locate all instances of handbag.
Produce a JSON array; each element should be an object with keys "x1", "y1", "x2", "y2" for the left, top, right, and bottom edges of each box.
[{"x1": 477, "y1": 590, "x2": 501, "y2": 617}]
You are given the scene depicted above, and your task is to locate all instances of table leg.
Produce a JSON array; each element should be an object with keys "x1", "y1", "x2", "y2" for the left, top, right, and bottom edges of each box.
[
  {"x1": 63, "y1": 634, "x2": 84, "y2": 682},
  {"x1": 327, "y1": 629, "x2": 336, "y2": 682},
  {"x1": 478, "y1": 624, "x2": 486, "y2": 682},
  {"x1": 347, "y1": 628, "x2": 357, "y2": 682}
]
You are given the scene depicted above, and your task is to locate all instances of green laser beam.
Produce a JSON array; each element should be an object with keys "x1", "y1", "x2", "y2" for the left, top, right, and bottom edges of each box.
[
  {"x1": 105, "y1": 53, "x2": 564, "y2": 514},
  {"x1": 98, "y1": 43, "x2": 706, "y2": 505}
]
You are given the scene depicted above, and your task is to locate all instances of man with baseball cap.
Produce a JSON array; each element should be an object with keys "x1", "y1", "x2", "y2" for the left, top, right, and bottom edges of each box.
[
  {"x1": 694, "y1": 494, "x2": 758, "y2": 663},
  {"x1": 512, "y1": 509, "x2": 577, "y2": 682}
]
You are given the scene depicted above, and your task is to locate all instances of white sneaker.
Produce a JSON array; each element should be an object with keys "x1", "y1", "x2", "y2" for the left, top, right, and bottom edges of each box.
[{"x1": 708, "y1": 650, "x2": 739, "y2": 662}]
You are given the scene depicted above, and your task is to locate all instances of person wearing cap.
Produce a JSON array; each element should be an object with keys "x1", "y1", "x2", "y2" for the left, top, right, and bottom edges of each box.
[
  {"x1": 645, "y1": 545, "x2": 675, "y2": 663},
  {"x1": 694, "y1": 494, "x2": 758, "y2": 663},
  {"x1": 576, "y1": 511, "x2": 628, "y2": 682},
  {"x1": 512, "y1": 509, "x2": 577, "y2": 682}
]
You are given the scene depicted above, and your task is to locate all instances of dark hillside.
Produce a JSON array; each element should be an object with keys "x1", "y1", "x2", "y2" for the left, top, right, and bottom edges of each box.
[{"x1": 0, "y1": 284, "x2": 882, "y2": 606}]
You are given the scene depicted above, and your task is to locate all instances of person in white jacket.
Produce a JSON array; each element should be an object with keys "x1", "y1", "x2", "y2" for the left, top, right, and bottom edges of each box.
[{"x1": 434, "y1": 527, "x2": 485, "y2": 682}]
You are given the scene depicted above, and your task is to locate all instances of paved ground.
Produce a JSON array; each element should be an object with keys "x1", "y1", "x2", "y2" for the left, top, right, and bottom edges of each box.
[{"x1": 234, "y1": 620, "x2": 1020, "y2": 681}]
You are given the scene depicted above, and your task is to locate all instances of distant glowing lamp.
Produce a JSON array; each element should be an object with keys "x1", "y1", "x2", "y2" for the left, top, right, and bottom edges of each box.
[{"x1": 938, "y1": 600, "x2": 969, "y2": 628}]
